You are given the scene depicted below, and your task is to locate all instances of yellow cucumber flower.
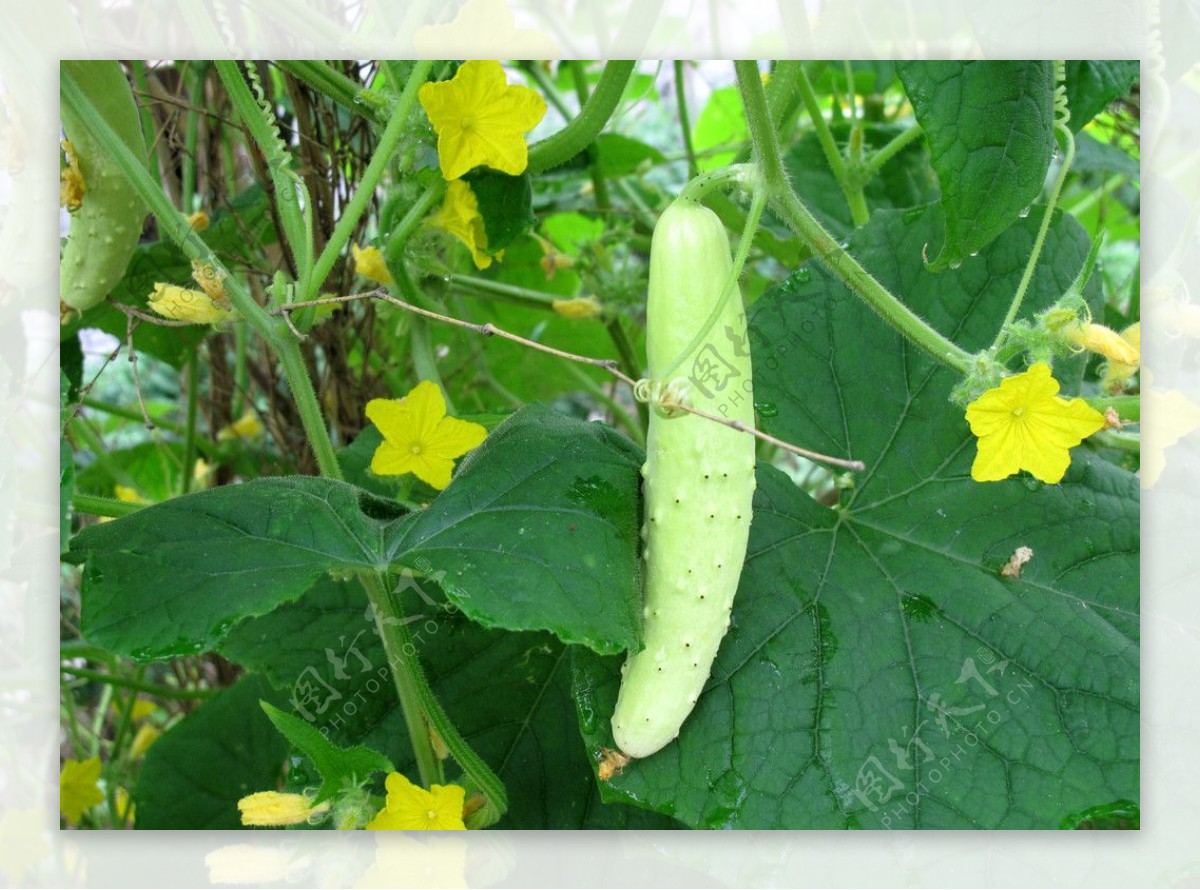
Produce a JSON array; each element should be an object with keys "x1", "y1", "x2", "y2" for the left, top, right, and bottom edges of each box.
[
  {"x1": 418, "y1": 60, "x2": 546, "y2": 180},
  {"x1": 1066, "y1": 320, "x2": 1140, "y2": 365},
  {"x1": 1100, "y1": 322, "x2": 1141, "y2": 392},
  {"x1": 964, "y1": 362, "x2": 1106, "y2": 484},
  {"x1": 433, "y1": 180, "x2": 498, "y2": 270},
  {"x1": 148, "y1": 283, "x2": 231, "y2": 325},
  {"x1": 351, "y1": 243, "x2": 395, "y2": 286},
  {"x1": 60, "y1": 756, "x2": 104, "y2": 824},
  {"x1": 237, "y1": 791, "x2": 330, "y2": 827},
  {"x1": 186, "y1": 209, "x2": 210, "y2": 231},
  {"x1": 366, "y1": 772, "x2": 466, "y2": 831},
  {"x1": 366, "y1": 380, "x2": 487, "y2": 491}
]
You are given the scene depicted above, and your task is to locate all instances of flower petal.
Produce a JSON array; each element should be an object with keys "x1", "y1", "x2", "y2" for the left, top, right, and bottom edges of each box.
[
  {"x1": 409, "y1": 453, "x2": 456, "y2": 490},
  {"x1": 370, "y1": 440, "x2": 419, "y2": 477},
  {"x1": 427, "y1": 415, "x2": 489, "y2": 460}
]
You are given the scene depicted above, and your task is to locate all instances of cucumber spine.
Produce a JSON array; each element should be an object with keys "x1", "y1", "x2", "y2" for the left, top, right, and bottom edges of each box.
[{"x1": 611, "y1": 198, "x2": 755, "y2": 759}]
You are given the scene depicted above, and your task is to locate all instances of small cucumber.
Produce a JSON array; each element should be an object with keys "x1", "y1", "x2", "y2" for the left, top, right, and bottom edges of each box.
[
  {"x1": 611, "y1": 198, "x2": 756, "y2": 759},
  {"x1": 60, "y1": 61, "x2": 148, "y2": 313}
]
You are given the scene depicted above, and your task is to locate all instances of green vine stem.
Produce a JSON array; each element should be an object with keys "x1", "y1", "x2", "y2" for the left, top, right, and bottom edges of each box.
[
  {"x1": 72, "y1": 493, "x2": 145, "y2": 519},
  {"x1": 674, "y1": 61, "x2": 700, "y2": 178},
  {"x1": 276, "y1": 60, "x2": 388, "y2": 123},
  {"x1": 861, "y1": 124, "x2": 923, "y2": 180},
  {"x1": 794, "y1": 64, "x2": 869, "y2": 226},
  {"x1": 214, "y1": 61, "x2": 314, "y2": 295},
  {"x1": 181, "y1": 352, "x2": 200, "y2": 495},
  {"x1": 527, "y1": 61, "x2": 636, "y2": 174},
  {"x1": 1086, "y1": 394, "x2": 1140, "y2": 421},
  {"x1": 63, "y1": 65, "x2": 505, "y2": 806},
  {"x1": 733, "y1": 61, "x2": 973, "y2": 375},
  {"x1": 306, "y1": 59, "x2": 434, "y2": 304},
  {"x1": 61, "y1": 664, "x2": 218, "y2": 699},
  {"x1": 993, "y1": 67, "x2": 1076, "y2": 344},
  {"x1": 568, "y1": 61, "x2": 612, "y2": 211}
]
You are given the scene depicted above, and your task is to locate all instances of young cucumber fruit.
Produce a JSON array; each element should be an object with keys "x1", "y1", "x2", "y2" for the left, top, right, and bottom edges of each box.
[
  {"x1": 60, "y1": 60, "x2": 149, "y2": 313},
  {"x1": 611, "y1": 198, "x2": 755, "y2": 759}
]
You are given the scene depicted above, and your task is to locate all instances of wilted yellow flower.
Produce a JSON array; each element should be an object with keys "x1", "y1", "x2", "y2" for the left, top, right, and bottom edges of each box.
[
  {"x1": 965, "y1": 362, "x2": 1106, "y2": 484},
  {"x1": 218, "y1": 409, "x2": 264, "y2": 441},
  {"x1": 1065, "y1": 320, "x2": 1140, "y2": 365},
  {"x1": 148, "y1": 283, "x2": 232, "y2": 325},
  {"x1": 366, "y1": 380, "x2": 487, "y2": 490},
  {"x1": 351, "y1": 243, "x2": 395, "y2": 286},
  {"x1": 418, "y1": 60, "x2": 546, "y2": 180},
  {"x1": 186, "y1": 209, "x2": 210, "y2": 231},
  {"x1": 552, "y1": 296, "x2": 602, "y2": 319},
  {"x1": 432, "y1": 180, "x2": 497, "y2": 270},
  {"x1": 1101, "y1": 322, "x2": 1141, "y2": 392},
  {"x1": 60, "y1": 140, "x2": 85, "y2": 211},
  {"x1": 60, "y1": 757, "x2": 104, "y2": 824},
  {"x1": 238, "y1": 791, "x2": 330, "y2": 827},
  {"x1": 366, "y1": 772, "x2": 466, "y2": 831}
]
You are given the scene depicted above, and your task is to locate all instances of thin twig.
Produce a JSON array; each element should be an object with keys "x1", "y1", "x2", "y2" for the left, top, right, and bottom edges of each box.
[
  {"x1": 281, "y1": 307, "x2": 308, "y2": 342},
  {"x1": 110, "y1": 300, "x2": 197, "y2": 327},
  {"x1": 275, "y1": 290, "x2": 867, "y2": 471},
  {"x1": 125, "y1": 315, "x2": 155, "y2": 429}
]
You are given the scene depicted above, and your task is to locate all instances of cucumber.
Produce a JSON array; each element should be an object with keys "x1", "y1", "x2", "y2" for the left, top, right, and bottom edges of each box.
[
  {"x1": 610, "y1": 198, "x2": 756, "y2": 759},
  {"x1": 60, "y1": 61, "x2": 148, "y2": 314}
]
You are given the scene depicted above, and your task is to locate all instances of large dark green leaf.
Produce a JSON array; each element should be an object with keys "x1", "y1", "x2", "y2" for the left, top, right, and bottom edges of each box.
[
  {"x1": 1063, "y1": 61, "x2": 1139, "y2": 133},
  {"x1": 70, "y1": 405, "x2": 643, "y2": 659},
  {"x1": 134, "y1": 674, "x2": 288, "y2": 829},
  {"x1": 221, "y1": 577, "x2": 679, "y2": 829},
  {"x1": 898, "y1": 61, "x2": 1056, "y2": 270},
  {"x1": 395, "y1": 403, "x2": 643, "y2": 654},
  {"x1": 574, "y1": 207, "x2": 1138, "y2": 829},
  {"x1": 785, "y1": 123, "x2": 938, "y2": 239}
]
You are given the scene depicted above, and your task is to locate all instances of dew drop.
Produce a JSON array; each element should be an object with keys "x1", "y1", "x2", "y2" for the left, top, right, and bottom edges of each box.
[
  {"x1": 793, "y1": 268, "x2": 811, "y2": 284},
  {"x1": 754, "y1": 401, "x2": 779, "y2": 418}
]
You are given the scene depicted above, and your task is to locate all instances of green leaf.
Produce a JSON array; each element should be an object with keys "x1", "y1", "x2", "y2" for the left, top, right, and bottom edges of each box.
[
  {"x1": 465, "y1": 169, "x2": 535, "y2": 255},
  {"x1": 785, "y1": 123, "x2": 938, "y2": 241},
  {"x1": 71, "y1": 406, "x2": 643, "y2": 659},
  {"x1": 1063, "y1": 61, "x2": 1139, "y2": 133},
  {"x1": 594, "y1": 133, "x2": 666, "y2": 178},
  {"x1": 692, "y1": 84, "x2": 747, "y2": 172},
  {"x1": 259, "y1": 701, "x2": 393, "y2": 804},
  {"x1": 806, "y1": 60, "x2": 896, "y2": 95},
  {"x1": 1072, "y1": 131, "x2": 1140, "y2": 182},
  {"x1": 75, "y1": 441, "x2": 184, "y2": 503},
  {"x1": 134, "y1": 674, "x2": 288, "y2": 828},
  {"x1": 60, "y1": 438, "x2": 74, "y2": 556},
  {"x1": 68, "y1": 476, "x2": 396, "y2": 658},
  {"x1": 396, "y1": 403, "x2": 644, "y2": 654},
  {"x1": 898, "y1": 61, "x2": 1056, "y2": 270},
  {"x1": 221, "y1": 577, "x2": 679, "y2": 829},
  {"x1": 574, "y1": 207, "x2": 1137, "y2": 829}
]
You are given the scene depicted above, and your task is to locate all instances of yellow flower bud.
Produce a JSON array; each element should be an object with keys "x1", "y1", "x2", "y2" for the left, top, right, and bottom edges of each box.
[
  {"x1": 351, "y1": 243, "x2": 395, "y2": 286},
  {"x1": 1100, "y1": 322, "x2": 1141, "y2": 392},
  {"x1": 551, "y1": 296, "x2": 603, "y2": 320},
  {"x1": 148, "y1": 283, "x2": 232, "y2": 325},
  {"x1": 218, "y1": 409, "x2": 265, "y2": 441},
  {"x1": 1066, "y1": 321, "x2": 1140, "y2": 365},
  {"x1": 237, "y1": 791, "x2": 329, "y2": 827}
]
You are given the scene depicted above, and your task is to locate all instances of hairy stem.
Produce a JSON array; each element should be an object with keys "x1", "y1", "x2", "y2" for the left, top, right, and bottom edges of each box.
[{"x1": 734, "y1": 61, "x2": 972, "y2": 374}]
